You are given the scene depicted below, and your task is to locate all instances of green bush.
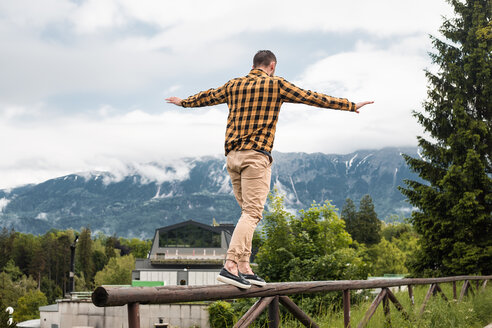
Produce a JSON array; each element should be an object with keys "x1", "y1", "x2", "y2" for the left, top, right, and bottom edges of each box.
[{"x1": 208, "y1": 301, "x2": 235, "y2": 328}]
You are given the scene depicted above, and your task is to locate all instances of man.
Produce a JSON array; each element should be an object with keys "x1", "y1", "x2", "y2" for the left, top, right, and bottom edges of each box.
[{"x1": 166, "y1": 50, "x2": 373, "y2": 289}]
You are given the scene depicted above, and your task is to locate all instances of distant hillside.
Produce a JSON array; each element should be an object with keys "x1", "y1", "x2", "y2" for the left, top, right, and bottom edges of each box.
[{"x1": 0, "y1": 147, "x2": 420, "y2": 238}]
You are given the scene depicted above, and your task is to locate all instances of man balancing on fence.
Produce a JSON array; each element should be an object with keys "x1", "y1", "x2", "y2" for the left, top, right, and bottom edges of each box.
[{"x1": 166, "y1": 50, "x2": 374, "y2": 289}]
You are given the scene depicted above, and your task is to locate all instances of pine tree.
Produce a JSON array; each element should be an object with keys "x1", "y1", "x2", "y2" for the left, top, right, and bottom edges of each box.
[
  {"x1": 356, "y1": 195, "x2": 382, "y2": 246},
  {"x1": 75, "y1": 228, "x2": 94, "y2": 287},
  {"x1": 342, "y1": 196, "x2": 381, "y2": 246},
  {"x1": 341, "y1": 198, "x2": 358, "y2": 240},
  {"x1": 400, "y1": 0, "x2": 491, "y2": 276}
]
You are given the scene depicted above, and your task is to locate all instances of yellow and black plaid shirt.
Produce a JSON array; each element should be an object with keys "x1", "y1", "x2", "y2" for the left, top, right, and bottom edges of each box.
[{"x1": 182, "y1": 68, "x2": 356, "y2": 155}]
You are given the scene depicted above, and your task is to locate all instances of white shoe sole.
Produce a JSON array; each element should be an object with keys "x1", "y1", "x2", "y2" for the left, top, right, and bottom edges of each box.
[
  {"x1": 247, "y1": 279, "x2": 266, "y2": 287},
  {"x1": 217, "y1": 275, "x2": 251, "y2": 289}
]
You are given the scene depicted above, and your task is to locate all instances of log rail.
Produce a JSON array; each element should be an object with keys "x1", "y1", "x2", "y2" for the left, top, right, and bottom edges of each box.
[{"x1": 92, "y1": 275, "x2": 491, "y2": 328}]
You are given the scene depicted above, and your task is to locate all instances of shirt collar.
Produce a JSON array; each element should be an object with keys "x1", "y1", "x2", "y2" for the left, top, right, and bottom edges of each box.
[{"x1": 249, "y1": 68, "x2": 271, "y2": 77}]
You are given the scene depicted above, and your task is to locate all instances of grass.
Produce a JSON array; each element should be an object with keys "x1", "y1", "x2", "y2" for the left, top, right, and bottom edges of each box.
[{"x1": 272, "y1": 281, "x2": 492, "y2": 328}]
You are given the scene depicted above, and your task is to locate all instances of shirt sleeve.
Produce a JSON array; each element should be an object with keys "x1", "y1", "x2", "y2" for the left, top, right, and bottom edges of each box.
[
  {"x1": 278, "y1": 78, "x2": 356, "y2": 112},
  {"x1": 181, "y1": 83, "x2": 228, "y2": 108}
]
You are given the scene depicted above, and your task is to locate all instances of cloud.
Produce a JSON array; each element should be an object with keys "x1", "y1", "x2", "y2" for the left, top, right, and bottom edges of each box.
[
  {"x1": 0, "y1": 0, "x2": 453, "y2": 188},
  {"x1": 0, "y1": 198, "x2": 10, "y2": 212},
  {"x1": 0, "y1": 107, "x2": 227, "y2": 188},
  {"x1": 274, "y1": 36, "x2": 429, "y2": 154}
]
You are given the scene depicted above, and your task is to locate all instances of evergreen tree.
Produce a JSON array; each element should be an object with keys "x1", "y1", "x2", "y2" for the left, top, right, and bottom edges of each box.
[
  {"x1": 342, "y1": 195, "x2": 381, "y2": 245},
  {"x1": 400, "y1": 0, "x2": 491, "y2": 276},
  {"x1": 341, "y1": 198, "x2": 357, "y2": 240},
  {"x1": 75, "y1": 228, "x2": 94, "y2": 287},
  {"x1": 356, "y1": 195, "x2": 382, "y2": 246}
]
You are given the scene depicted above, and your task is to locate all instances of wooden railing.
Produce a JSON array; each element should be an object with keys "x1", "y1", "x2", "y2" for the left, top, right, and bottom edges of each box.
[{"x1": 92, "y1": 275, "x2": 491, "y2": 328}]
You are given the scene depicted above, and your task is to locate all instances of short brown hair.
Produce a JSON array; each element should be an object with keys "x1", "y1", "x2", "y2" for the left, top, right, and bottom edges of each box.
[{"x1": 253, "y1": 50, "x2": 277, "y2": 68}]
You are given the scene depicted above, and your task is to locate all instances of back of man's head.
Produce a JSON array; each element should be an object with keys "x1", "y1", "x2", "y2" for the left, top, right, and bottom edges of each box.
[{"x1": 253, "y1": 50, "x2": 277, "y2": 68}]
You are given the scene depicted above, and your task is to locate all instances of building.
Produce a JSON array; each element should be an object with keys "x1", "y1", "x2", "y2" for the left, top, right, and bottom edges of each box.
[
  {"x1": 40, "y1": 220, "x2": 234, "y2": 328},
  {"x1": 132, "y1": 220, "x2": 234, "y2": 286}
]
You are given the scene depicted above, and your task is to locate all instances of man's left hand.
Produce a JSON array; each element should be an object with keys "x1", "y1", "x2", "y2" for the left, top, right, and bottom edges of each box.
[{"x1": 166, "y1": 97, "x2": 183, "y2": 106}]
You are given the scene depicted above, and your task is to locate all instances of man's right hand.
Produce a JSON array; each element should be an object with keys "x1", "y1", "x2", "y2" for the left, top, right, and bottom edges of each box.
[
  {"x1": 165, "y1": 97, "x2": 183, "y2": 106},
  {"x1": 355, "y1": 101, "x2": 374, "y2": 113}
]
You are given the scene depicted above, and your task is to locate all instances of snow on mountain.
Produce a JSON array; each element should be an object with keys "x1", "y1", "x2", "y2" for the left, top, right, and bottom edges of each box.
[{"x1": 0, "y1": 147, "x2": 420, "y2": 238}]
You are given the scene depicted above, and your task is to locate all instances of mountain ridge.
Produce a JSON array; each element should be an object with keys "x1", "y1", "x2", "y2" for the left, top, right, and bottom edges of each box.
[{"x1": 0, "y1": 147, "x2": 420, "y2": 238}]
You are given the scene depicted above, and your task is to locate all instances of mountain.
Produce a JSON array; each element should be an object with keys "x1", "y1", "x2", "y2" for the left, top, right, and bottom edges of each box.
[{"x1": 0, "y1": 147, "x2": 420, "y2": 238}]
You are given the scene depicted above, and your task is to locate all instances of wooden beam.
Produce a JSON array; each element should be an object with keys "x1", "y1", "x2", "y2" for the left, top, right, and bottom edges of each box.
[
  {"x1": 453, "y1": 281, "x2": 457, "y2": 300},
  {"x1": 459, "y1": 280, "x2": 469, "y2": 301},
  {"x1": 385, "y1": 288, "x2": 410, "y2": 321},
  {"x1": 420, "y1": 283, "x2": 436, "y2": 315},
  {"x1": 234, "y1": 297, "x2": 274, "y2": 328},
  {"x1": 268, "y1": 296, "x2": 280, "y2": 328},
  {"x1": 357, "y1": 288, "x2": 387, "y2": 328},
  {"x1": 92, "y1": 275, "x2": 492, "y2": 307},
  {"x1": 279, "y1": 296, "x2": 319, "y2": 328},
  {"x1": 482, "y1": 280, "x2": 488, "y2": 290},
  {"x1": 434, "y1": 284, "x2": 448, "y2": 301},
  {"x1": 343, "y1": 289, "x2": 351, "y2": 328}
]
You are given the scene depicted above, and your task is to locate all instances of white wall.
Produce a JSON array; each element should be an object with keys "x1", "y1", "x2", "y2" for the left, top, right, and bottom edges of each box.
[{"x1": 40, "y1": 300, "x2": 209, "y2": 328}]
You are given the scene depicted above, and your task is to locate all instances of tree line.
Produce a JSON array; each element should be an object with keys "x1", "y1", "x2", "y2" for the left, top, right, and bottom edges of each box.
[{"x1": 0, "y1": 227, "x2": 150, "y2": 322}]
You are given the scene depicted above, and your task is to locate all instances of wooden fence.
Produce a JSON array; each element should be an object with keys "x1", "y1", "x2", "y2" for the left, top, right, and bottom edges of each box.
[{"x1": 92, "y1": 275, "x2": 491, "y2": 328}]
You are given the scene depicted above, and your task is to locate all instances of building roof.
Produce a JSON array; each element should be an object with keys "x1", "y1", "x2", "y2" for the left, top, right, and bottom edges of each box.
[
  {"x1": 150, "y1": 220, "x2": 234, "y2": 253},
  {"x1": 16, "y1": 319, "x2": 40, "y2": 328},
  {"x1": 39, "y1": 303, "x2": 58, "y2": 312}
]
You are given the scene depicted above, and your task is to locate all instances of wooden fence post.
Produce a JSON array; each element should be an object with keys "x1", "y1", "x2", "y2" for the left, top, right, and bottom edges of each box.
[
  {"x1": 383, "y1": 293, "x2": 391, "y2": 328},
  {"x1": 453, "y1": 281, "x2": 457, "y2": 300},
  {"x1": 408, "y1": 285, "x2": 414, "y2": 305},
  {"x1": 268, "y1": 295, "x2": 280, "y2": 328},
  {"x1": 128, "y1": 302, "x2": 140, "y2": 328},
  {"x1": 343, "y1": 289, "x2": 351, "y2": 328}
]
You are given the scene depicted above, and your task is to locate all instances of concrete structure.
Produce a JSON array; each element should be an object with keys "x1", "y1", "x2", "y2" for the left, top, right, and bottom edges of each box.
[
  {"x1": 40, "y1": 299, "x2": 209, "y2": 328},
  {"x1": 133, "y1": 220, "x2": 234, "y2": 286},
  {"x1": 40, "y1": 220, "x2": 234, "y2": 328}
]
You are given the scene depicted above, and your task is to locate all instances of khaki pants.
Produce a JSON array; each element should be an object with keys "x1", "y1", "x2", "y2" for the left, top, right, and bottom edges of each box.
[{"x1": 225, "y1": 150, "x2": 272, "y2": 263}]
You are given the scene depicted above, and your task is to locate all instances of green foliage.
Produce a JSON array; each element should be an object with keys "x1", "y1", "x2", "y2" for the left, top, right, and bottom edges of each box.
[
  {"x1": 399, "y1": 0, "x2": 492, "y2": 276},
  {"x1": 0, "y1": 270, "x2": 37, "y2": 309},
  {"x1": 472, "y1": 286, "x2": 492, "y2": 324},
  {"x1": 0, "y1": 299, "x2": 16, "y2": 328},
  {"x1": 118, "y1": 237, "x2": 152, "y2": 259},
  {"x1": 207, "y1": 301, "x2": 235, "y2": 328},
  {"x1": 94, "y1": 254, "x2": 135, "y2": 286},
  {"x1": 76, "y1": 228, "x2": 95, "y2": 287},
  {"x1": 257, "y1": 192, "x2": 367, "y2": 285},
  {"x1": 342, "y1": 196, "x2": 381, "y2": 246},
  {"x1": 0, "y1": 228, "x2": 15, "y2": 272},
  {"x1": 13, "y1": 290, "x2": 48, "y2": 322},
  {"x1": 40, "y1": 276, "x2": 63, "y2": 304},
  {"x1": 367, "y1": 238, "x2": 408, "y2": 276}
]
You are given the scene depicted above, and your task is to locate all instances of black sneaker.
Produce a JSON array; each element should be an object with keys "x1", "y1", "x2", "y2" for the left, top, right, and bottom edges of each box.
[
  {"x1": 216, "y1": 268, "x2": 251, "y2": 289},
  {"x1": 240, "y1": 272, "x2": 267, "y2": 287}
]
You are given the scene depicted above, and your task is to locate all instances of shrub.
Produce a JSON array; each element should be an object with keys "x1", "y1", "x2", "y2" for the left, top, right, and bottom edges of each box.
[{"x1": 208, "y1": 301, "x2": 235, "y2": 328}]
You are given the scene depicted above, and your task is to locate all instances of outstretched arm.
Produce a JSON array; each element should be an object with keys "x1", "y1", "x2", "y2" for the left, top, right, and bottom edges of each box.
[
  {"x1": 166, "y1": 84, "x2": 228, "y2": 108},
  {"x1": 279, "y1": 78, "x2": 374, "y2": 113}
]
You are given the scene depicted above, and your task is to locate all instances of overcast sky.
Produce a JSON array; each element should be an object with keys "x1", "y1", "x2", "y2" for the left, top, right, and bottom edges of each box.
[{"x1": 0, "y1": 0, "x2": 453, "y2": 189}]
